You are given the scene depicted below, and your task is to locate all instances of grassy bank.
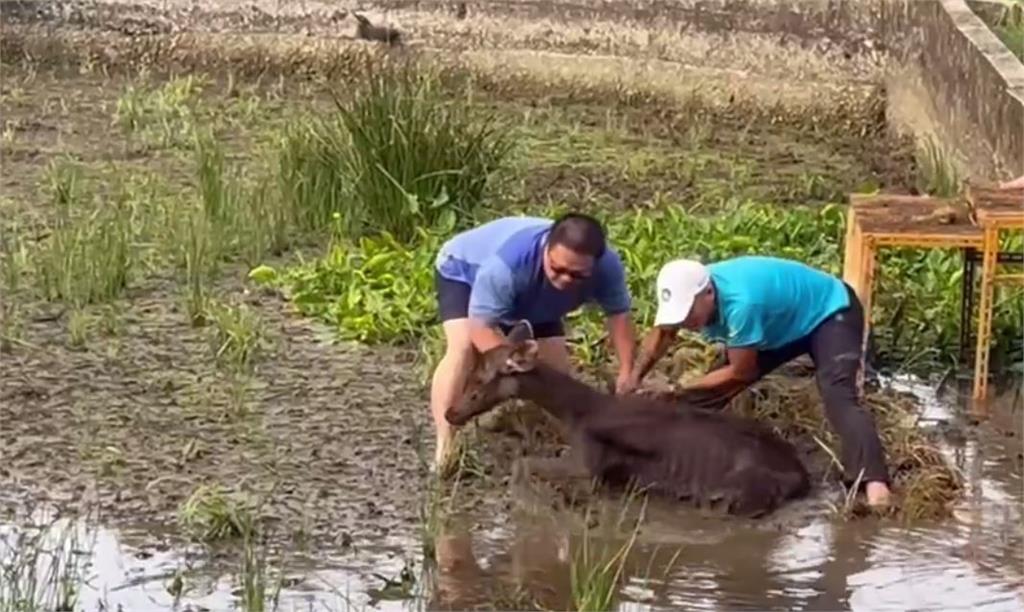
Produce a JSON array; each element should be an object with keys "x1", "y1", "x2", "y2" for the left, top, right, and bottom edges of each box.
[{"x1": 974, "y1": 0, "x2": 1024, "y2": 62}]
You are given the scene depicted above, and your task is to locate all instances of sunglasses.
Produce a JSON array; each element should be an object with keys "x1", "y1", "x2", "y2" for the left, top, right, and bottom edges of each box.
[{"x1": 549, "y1": 263, "x2": 591, "y2": 281}]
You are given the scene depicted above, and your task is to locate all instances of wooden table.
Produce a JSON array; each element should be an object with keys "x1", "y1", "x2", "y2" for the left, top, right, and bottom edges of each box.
[{"x1": 841, "y1": 185, "x2": 1023, "y2": 408}]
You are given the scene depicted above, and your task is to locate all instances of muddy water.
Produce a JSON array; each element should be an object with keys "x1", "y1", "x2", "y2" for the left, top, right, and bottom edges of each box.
[{"x1": 3, "y1": 382, "x2": 1020, "y2": 611}]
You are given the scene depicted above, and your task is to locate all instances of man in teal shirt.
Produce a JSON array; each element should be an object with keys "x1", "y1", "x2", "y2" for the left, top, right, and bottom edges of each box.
[{"x1": 630, "y1": 255, "x2": 892, "y2": 508}]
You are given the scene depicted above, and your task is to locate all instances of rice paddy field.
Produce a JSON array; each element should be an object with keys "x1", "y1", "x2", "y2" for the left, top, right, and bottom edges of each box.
[{"x1": 0, "y1": 1, "x2": 1022, "y2": 611}]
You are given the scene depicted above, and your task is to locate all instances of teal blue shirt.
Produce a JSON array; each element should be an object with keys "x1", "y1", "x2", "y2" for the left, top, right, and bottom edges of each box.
[{"x1": 702, "y1": 256, "x2": 851, "y2": 351}]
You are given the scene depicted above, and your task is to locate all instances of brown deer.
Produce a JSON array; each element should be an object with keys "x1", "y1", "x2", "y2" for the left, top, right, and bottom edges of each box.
[{"x1": 445, "y1": 321, "x2": 811, "y2": 518}]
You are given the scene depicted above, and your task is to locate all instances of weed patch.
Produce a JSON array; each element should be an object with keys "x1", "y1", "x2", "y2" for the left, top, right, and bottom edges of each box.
[
  {"x1": 179, "y1": 484, "x2": 257, "y2": 542},
  {"x1": 207, "y1": 299, "x2": 266, "y2": 375},
  {"x1": 278, "y1": 60, "x2": 514, "y2": 239},
  {"x1": 114, "y1": 75, "x2": 206, "y2": 150},
  {"x1": 0, "y1": 511, "x2": 97, "y2": 612},
  {"x1": 35, "y1": 162, "x2": 133, "y2": 307},
  {"x1": 0, "y1": 223, "x2": 27, "y2": 352}
]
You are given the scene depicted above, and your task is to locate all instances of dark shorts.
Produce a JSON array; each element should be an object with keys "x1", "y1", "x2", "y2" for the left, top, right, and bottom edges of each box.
[{"x1": 434, "y1": 270, "x2": 565, "y2": 339}]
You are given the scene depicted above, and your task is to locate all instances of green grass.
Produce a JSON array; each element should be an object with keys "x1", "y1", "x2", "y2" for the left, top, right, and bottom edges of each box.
[
  {"x1": 988, "y1": 1, "x2": 1024, "y2": 62},
  {"x1": 35, "y1": 162, "x2": 133, "y2": 307},
  {"x1": 178, "y1": 484, "x2": 257, "y2": 542},
  {"x1": 280, "y1": 197, "x2": 1022, "y2": 376},
  {"x1": 207, "y1": 299, "x2": 266, "y2": 375},
  {"x1": 0, "y1": 222, "x2": 26, "y2": 352},
  {"x1": 114, "y1": 75, "x2": 206, "y2": 150},
  {"x1": 570, "y1": 500, "x2": 645, "y2": 612},
  {"x1": 278, "y1": 60, "x2": 514, "y2": 240},
  {"x1": 0, "y1": 513, "x2": 96, "y2": 612},
  {"x1": 239, "y1": 533, "x2": 282, "y2": 612}
]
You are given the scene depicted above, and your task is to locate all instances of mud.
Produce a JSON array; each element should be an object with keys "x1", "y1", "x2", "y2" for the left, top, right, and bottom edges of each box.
[
  {"x1": 0, "y1": 4, "x2": 1020, "y2": 610},
  {"x1": 1, "y1": 0, "x2": 889, "y2": 71},
  {"x1": 0, "y1": 267, "x2": 436, "y2": 546}
]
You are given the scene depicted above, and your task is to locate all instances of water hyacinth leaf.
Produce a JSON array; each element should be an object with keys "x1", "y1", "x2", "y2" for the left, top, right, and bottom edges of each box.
[{"x1": 247, "y1": 265, "x2": 278, "y2": 285}]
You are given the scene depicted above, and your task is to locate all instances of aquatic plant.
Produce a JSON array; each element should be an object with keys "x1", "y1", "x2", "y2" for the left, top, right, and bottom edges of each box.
[
  {"x1": 35, "y1": 161, "x2": 133, "y2": 307},
  {"x1": 0, "y1": 221, "x2": 26, "y2": 352},
  {"x1": 0, "y1": 511, "x2": 96, "y2": 612},
  {"x1": 279, "y1": 199, "x2": 1022, "y2": 378},
  {"x1": 278, "y1": 58, "x2": 514, "y2": 239},
  {"x1": 239, "y1": 533, "x2": 282, "y2": 612},
  {"x1": 570, "y1": 494, "x2": 646, "y2": 612},
  {"x1": 178, "y1": 484, "x2": 257, "y2": 542},
  {"x1": 207, "y1": 299, "x2": 266, "y2": 375}
]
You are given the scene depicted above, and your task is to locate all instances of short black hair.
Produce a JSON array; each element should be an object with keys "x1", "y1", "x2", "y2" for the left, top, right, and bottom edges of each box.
[{"x1": 547, "y1": 213, "x2": 607, "y2": 259}]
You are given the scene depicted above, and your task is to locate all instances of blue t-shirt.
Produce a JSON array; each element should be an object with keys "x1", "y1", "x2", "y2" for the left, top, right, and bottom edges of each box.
[
  {"x1": 434, "y1": 216, "x2": 632, "y2": 325},
  {"x1": 701, "y1": 256, "x2": 851, "y2": 351}
]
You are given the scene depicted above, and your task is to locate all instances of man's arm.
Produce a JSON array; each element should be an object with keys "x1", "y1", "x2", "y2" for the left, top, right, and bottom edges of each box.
[
  {"x1": 591, "y1": 250, "x2": 637, "y2": 389},
  {"x1": 631, "y1": 325, "x2": 679, "y2": 384},
  {"x1": 467, "y1": 259, "x2": 518, "y2": 353},
  {"x1": 999, "y1": 174, "x2": 1024, "y2": 189},
  {"x1": 681, "y1": 346, "x2": 759, "y2": 394},
  {"x1": 606, "y1": 312, "x2": 636, "y2": 387},
  {"x1": 681, "y1": 306, "x2": 763, "y2": 394}
]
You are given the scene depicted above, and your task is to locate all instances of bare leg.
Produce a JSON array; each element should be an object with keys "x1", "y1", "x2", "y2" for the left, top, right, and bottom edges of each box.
[{"x1": 429, "y1": 319, "x2": 476, "y2": 468}]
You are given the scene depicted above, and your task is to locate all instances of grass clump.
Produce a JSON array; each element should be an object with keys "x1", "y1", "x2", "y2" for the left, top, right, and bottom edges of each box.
[
  {"x1": 207, "y1": 299, "x2": 266, "y2": 375},
  {"x1": 180, "y1": 205, "x2": 215, "y2": 326},
  {"x1": 0, "y1": 512, "x2": 96, "y2": 612},
  {"x1": 239, "y1": 533, "x2": 282, "y2": 612},
  {"x1": 990, "y1": 0, "x2": 1024, "y2": 62},
  {"x1": 0, "y1": 223, "x2": 27, "y2": 352},
  {"x1": 36, "y1": 162, "x2": 133, "y2": 307},
  {"x1": 279, "y1": 59, "x2": 514, "y2": 239},
  {"x1": 914, "y1": 137, "x2": 961, "y2": 198},
  {"x1": 114, "y1": 75, "x2": 205, "y2": 149},
  {"x1": 570, "y1": 497, "x2": 645, "y2": 612},
  {"x1": 179, "y1": 484, "x2": 257, "y2": 542},
  {"x1": 717, "y1": 372, "x2": 964, "y2": 520}
]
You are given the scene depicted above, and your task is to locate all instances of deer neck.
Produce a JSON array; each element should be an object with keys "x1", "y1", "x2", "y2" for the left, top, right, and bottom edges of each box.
[{"x1": 514, "y1": 363, "x2": 605, "y2": 426}]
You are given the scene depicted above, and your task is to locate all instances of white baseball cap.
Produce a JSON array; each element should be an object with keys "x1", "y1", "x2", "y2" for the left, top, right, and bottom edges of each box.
[{"x1": 654, "y1": 259, "x2": 711, "y2": 326}]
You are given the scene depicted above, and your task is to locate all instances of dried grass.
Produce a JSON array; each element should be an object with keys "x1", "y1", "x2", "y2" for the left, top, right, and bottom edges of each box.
[
  {"x1": 0, "y1": 26, "x2": 890, "y2": 137},
  {"x1": 727, "y1": 372, "x2": 964, "y2": 521}
]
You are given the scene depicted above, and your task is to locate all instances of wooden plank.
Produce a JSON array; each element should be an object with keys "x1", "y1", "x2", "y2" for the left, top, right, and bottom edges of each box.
[
  {"x1": 994, "y1": 273, "x2": 1024, "y2": 284},
  {"x1": 866, "y1": 232, "x2": 984, "y2": 246}
]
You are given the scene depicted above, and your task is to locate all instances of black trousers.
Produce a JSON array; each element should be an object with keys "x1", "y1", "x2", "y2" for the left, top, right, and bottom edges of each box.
[{"x1": 703, "y1": 284, "x2": 891, "y2": 487}]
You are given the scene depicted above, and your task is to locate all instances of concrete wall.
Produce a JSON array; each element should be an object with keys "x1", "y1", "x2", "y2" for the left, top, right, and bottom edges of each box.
[{"x1": 882, "y1": 0, "x2": 1024, "y2": 177}]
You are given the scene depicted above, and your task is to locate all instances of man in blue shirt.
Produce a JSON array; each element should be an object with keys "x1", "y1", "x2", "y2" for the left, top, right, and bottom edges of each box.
[
  {"x1": 630, "y1": 256, "x2": 892, "y2": 508},
  {"x1": 430, "y1": 213, "x2": 637, "y2": 469}
]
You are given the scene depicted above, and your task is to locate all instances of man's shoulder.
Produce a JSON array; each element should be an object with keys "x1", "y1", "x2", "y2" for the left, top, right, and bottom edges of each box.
[
  {"x1": 594, "y1": 247, "x2": 625, "y2": 275},
  {"x1": 495, "y1": 221, "x2": 549, "y2": 265}
]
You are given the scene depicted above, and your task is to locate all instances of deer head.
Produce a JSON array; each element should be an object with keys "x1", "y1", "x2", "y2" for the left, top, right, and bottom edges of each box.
[{"x1": 445, "y1": 321, "x2": 539, "y2": 426}]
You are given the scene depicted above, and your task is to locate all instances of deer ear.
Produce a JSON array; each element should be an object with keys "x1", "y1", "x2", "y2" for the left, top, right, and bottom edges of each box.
[
  {"x1": 502, "y1": 339, "x2": 539, "y2": 373},
  {"x1": 506, "y1": 320, "x2": 535, "y2": 343}
]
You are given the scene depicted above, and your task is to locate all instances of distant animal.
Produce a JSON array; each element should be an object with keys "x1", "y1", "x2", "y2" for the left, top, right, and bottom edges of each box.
[
  {"x1": 353, "y1": 13, "x2": 403, "y2": 46},
  {"x1": 446, "y1": 321, "x2": 811, "y2": 518}
]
